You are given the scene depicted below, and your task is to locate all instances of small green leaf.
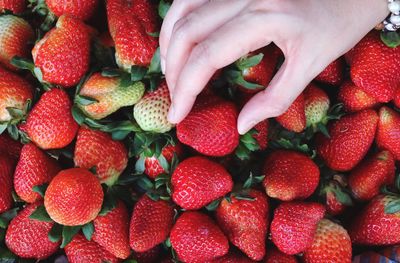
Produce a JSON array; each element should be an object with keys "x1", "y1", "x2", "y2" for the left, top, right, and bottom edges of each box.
[
  {"x1": 61, "y1": 225, "x2": 82, "y2": 248},
  {"x1": 10, "y1": 56, "x2": 34, "y2": 71},
  {"x1": 148, "y1": 47, "x2": 161, "y2": 74},
  {"x1": 158, "y1": 154, "x2": 169, "y2": 173},
  {"x1": 112, "y1": 130, "x2": 131, "y2": 141},
  {"x1": 34, "y1": 67, "x2": 44, "y2": 82},
  {"x1": 158, "y1": 0, "x2": 171, "y2": 19},
  {"x1": 225, "y1": 70, "x2": 263, "y2": 90},
  {"x1": 32, "y1": 183, "x2": 48, "y2": 197},
  {"x1": 48, "y1": 223, "x2": 62, "y2": 243},
  {"x1": 99, "y1": 191, "x2": 118, "y2": 216},
  {"x1": 317, "y1": 122, "x2": 330, "y2": 138},
  {"x1": 164, "y1": 237, "x2": 171, "y2": 247},
  {"x1": 75, "y1": 95, "x2": 99, "y2": 106},
  {"x1": 131, "y1": 66, "x2": 147, "y2": 82},
  {"x1": 135, "y1": 156, "x2": 146, "y2": 174},
  {"x1": 71, "y1": 105, "x2": 87, "y2": 125},
  {"x1": 7, "y1": 124, "x2": 19, "y2": 140},
  {"x1": 0, "y1": 208, "x2": 18, "y2": 229},
  {"x1": 29, "y1": 205, "x2": 53, "y2": 222},
  {"x1": 385, "y1": 199, "x2": 400, "y2": 214},
  {"x1": 82, "y1": 222, "x2": 94, "y2": 241},
  {"x1": 147, "y1": 31, "x2": 160, "y2": 37},
  {"x1": 0, "y1": 123, "x2": 7, "y2": 134},
  {"x1": 331, "y1": 188, "x2": 353, "y2": 206},
  {"x1": 89, "y1": 166, "x2": 97, "y2": 174},
  {"x1": 205, "y1": 198, "x2": 222, "y2": 211},
  {"x1": 146, "y1": 191, "x2": 160, "y2": 201},
  {"x1": 236, "y1": 53, "x2": 264, "y2": 70},
  {"x1": 6, "y1": 107, "x2": 24, "y2": 119},
  {"x1": 234, "y1": 195, "x2": 255, "y2": 201},
  {"x1": 101, "y1": 68, "x2": 121, "y2": 77},
  {"x1": 137, "y1": 176, "x2": 154, "y2": 190},
  {"x1": 381, "y1": 31, "x2": 400, "y2": 48}
]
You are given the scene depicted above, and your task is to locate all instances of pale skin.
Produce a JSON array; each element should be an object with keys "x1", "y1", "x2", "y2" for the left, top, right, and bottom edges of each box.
[{"x1": 160, "y1": 0, "x2": 389, "y2": 134}]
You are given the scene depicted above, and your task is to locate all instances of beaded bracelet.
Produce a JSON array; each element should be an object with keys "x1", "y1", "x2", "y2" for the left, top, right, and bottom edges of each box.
[{"x1": 376, "y1": 0, "x2": 400, "y2": 47}]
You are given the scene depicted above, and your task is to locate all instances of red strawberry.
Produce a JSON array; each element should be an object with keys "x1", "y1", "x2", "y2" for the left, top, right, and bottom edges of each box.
[
  {"x1": 176, "y1": 97, "x2": 239, "y2": 157},
  {"x1": 133, "y1": 245, "x2": 162, "y2": 263},
  {"x1": 348, "y1": 150, "x2": 395, "y2": 201},
  {"x1": 208, "y1": 252, "x2": 256, "y2": 263},
  {"x1": 326, "y1": 190, "x2": 346, "y2": 216},
  {"x1": 252, "y1": 120, "x2": 268, "y2": 150},
  {"x1": 303, "y1": 84, "x2": 330, "y2": 128},
  {"x1": 338, "y1": 80, "x2": 379, "y2": 112},
  {"x1": 106, "y1": 0, "x2": 158, "y2": 70},
  {"x1": 130, "y1": 195, "x2": 174, "y2": 253},
  {"x1": 93, "y1": 201, "x2": 130, "y2": 259},
  {"x1": 5, "y1": 202, "x2": 60, "y2": 259},
  {"x1": 0, "y1": 133, "x2": 22, "y2": 160},
  {"x1": 44, "y1": 168, "x2": 104, "y2": 226},
  {"x1": 394, "y1": 88, "x2": 400, "y2": 108},
  {"x1": 215, "y1": 190, "x2": 269, "y2": 261},
  {"x1": 264, "y1": 247, "x2": 298, "y2": 263},
  {"x1": 262, "y1": 150, "x2": 320, "y2": 201},
  {"x1": 32, "y1": 15, "x2": 91, "y2": 87},
  {"x1": 270, "y1": 202, "x2": 325, "y2": 255},
  {"x1": 322, "y1": 175, "x2": 352, "y2": 216},
  {"x1": 171, "y1": 156, "x2": 233, "y2": 210},
  {"x1": 170, "y1": 211, "x2": 229, "y2": 262},
  {"x1": 316, "y1": 109, "x2": 378, "y2": 171},
  {"x1": 14, "y1": 143, "x2": 60, "y2": 203},
  {"x1": 65, "y1": 233, "x2": 119, "y2": 263},
  {"x1": 0, "y1": 67, "x2": 33, "y2": 122},
  {"x1": 45, "y1": 0, "x2": 98, "y2": 21},
  {"x1": 276, "y1": 93, "x2": 306, "y2": 133},
  {"x1": 315, "y1": 58, "x2": 344, "y2": 86},
  {"x1": 24, "y1": 88, "x2": 78, "y2": 150},
  {"x1": 144, "y1": 143, "x2": 183, "y2": 179},
  {"x1": 0, "y1": 153, "x2": 15, "y2": 213},
  {"x1": 376, "y1": 106, "x2": 400, "y2": 160},
  {"x1": 0, "y1": 15, "x2": 34, "y2": 70},
  {"x1": 346, "y1": 30, "x2": 400, "y2": 102},
  {"x1": 0, "y1": 0, "x2": 25, "y2": 13},
  {"x1": 349, "y1": 195, "x2": 400, "y2": 245},
  {"x1": 303, "y1": 219, "x2": 352, "y2": 263},
  {"x1": 74, "y1": 126, "x2": 128, "y2": 186}
]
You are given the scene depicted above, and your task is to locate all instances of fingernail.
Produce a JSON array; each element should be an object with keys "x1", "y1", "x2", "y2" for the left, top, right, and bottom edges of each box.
[
  {"x1": 161, "y1": 58, "x2": 166, "y2": 74},
  {"x1": 238, "y1": 120, "x2": 257, "y2": 135},
  {"x1": 168, "y1": 103, "x2": 177, "y2": 123}
]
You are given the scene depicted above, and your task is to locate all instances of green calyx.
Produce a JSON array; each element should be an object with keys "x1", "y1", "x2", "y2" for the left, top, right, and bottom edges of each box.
[{"x1": 381, "y1": 31, "x2": 400, "y2": 48}]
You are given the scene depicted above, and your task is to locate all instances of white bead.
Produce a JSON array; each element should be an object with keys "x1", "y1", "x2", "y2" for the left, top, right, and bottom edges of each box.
[
  {"x1": 390, "y1": 14, "x2": 400, "y2": 25},
  {"x1": 389, "y1": 1, "x2": 400, "y2": 14},
  {"x1": 386, "y1": 23, "x2": 397, "y2": 31}
]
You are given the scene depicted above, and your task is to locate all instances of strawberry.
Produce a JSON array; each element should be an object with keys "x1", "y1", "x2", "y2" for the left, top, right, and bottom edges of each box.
[
  {"x1": 394, "y1": 88, "x2": 400, "y2": 108},
  {"x1": 208, "y1": 252, "x2": 256, "y2": 263},
  {"x1": 0, "y1": 0, "x2": 25, "y2": 13},
  {"x1": 78, "y1": 72, "x2": 145, "y2": 120},
  {"x1": 93, "y1": 201, "x2": 130, "y2": 259},
  {"x1": 0, "y1": 65, "x2": 33, "y2": 122},
  {"x1": 345, "y1": 30, "x2": 400, "y2": 102},
  {"x1": 349, "y1": 195, "x2": 400, "y2": 245},
  {"x1": 106, "y1": 0, "x2": 158, "y2": 70},
  {"x1": 32, "y1": 15, "x2": 91, "y2": 87},
  {"x1": 348, "y1": 150, "x2": 395, "y2": 201},
  {"x1": 321, "y1": 175, "x2": 352, "y2": 216},
  {"x1": 338, "y1": 80, "x2": 379, "y2": 112},
  {"x1": 303, "y1": 219, "x2": 352, "y2": 263},
  {"x1": 171, "y1": 156, "x2": 233, "y2": 210},
  {"x1": 215, "y1": 190, "x2": 269, "y2": 261},
  {"x1": 252, "y1": 120, "x2": 268, "y2": 150},
  {"x1": 23, "y1": 88, "x2": 78, "y2": 150},
  {"x1": 270, "y1": 202, "x2": 325, "y2": 255},
  {"x1": 14, "y1": 143, "x2": 60, "y2": 203},
  {"x1": 376, "y1": 106, "x2": 400, "y2": 160},
  {"x1": 303, "y1": 84, "x2": 330, "y2": 128},
  {"x1": 5, "y1": 202, "x2": 60, "y2": 259},
  {"x1": 276, "y1": 93, "x2": 306, "y2": 133},
  {"x1": 65, "y1": 233, "x2": 119, "y2": 263},
  {"x1": 74, "y1": 126, "x2": 128, "y2": 186},
  {"x1": 134, "y1": 81, "x2": 174, "y2": 133},
  {"x1": 0, "y1": 133, "x2": 22, "y2": 160},
  {"x1": 264, "y1": 247, "x2": 298, "y2": 263},
  {"x1": 0, "y1": 153, "x2": 15, "y2": 213},
  {"x1": 0, "y1": 15, "x2": 34, "y2": 70},
  {"x1": 133, "y1": 245, "x2": 162, "y2": 263},
  {"x1": 262, "y1": 150, "x2": 320, "y2": 201},
  {"x1": 45, "y1": 0, "x2": 98, "y2": 21},
  {"x1": 176, "y1": 97, "x2": 239, "y2": 157},
  {"x1": 144, "y1": 143, "x2": 183, "y2": 179},
  {"x1": 170, "y1": 211, "x2": 229, "y2": 262},
  {"x1": 44, "y1": 168, "x2": 104, "y2": 226},
  {"x1": 130, "y1": 195, "x2": 174, "y2": 252},
  {"x1": 316, "y1": 109, "x2": 378, "y2": 171},
  {"x1": 314, "y1": 58, "x2": 344, "y2": 86}
]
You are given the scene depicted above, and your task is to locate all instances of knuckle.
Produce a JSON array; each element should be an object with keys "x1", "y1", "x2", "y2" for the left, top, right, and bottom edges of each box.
[
  {"x1": 191, "y1": 42, "x2": 214, "y2": 67},
  {"x1": 172, "y1": 17, "x2": 191, "y2": 41}
]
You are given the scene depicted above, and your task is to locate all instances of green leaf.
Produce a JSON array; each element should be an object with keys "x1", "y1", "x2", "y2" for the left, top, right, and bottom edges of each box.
[
  {"x1": 32, "y1": 183, "x2": 48, "y2": 197},
  {"x1": 385, "y1": 199, "x2": 400, "y2": 214},
  {"x1": 89, "y1": 166, "x2": 97, "y2": 174},
  {"x1": 381, "y1": 31, "x2": 400, "y2": 48},
  {"x1": 317, "y1": 122, "x2": 330, "y2": 138},
  {"x1": 10, "y1": 56, "x2": 34, "y2": 71},
  {"x1": 29, "y1": 205, "x2": 53, "y2": 222},
  {"x1": 82, "y1": 222, "x2": 94, "y2": 241},
  {"x1": 101, "y1": 68, "x2": 121, "y2": 77},
  {"x1": 61, "y1": 225, "x2": 82, "y2": 248},
  {"x1": 147, "y1": 31, "x2": 160, "y2": 37},
  {"x1": 131, "y1": 66, "x2": 148, "y2": 82},
  {"x1": 137, "y1": 176, "x2": 154, "y2": 190},
  {"x1": 0, "y1": 123, "x2": 7, "y2": 134},
  {"x1": 99, "y1": 191, "x2": 118, "y2": 216},
  {"x1": 0, "y1": 208, "x2": 18, "y2": 229},
  {"x1": 135, "y1": 156, "x2": 146, "y2": 174},
  {"x1": 71, "y1": 105, "x2": 87, "y2": 125},
  {"x1": 148, "y1": 47, "x2": 161, "y2": 74},
  {"x1": 75, "y1": 95, "x2": 99, "y2": 106},
  {"x1": 0, "y1": 247, "x2": 17, "y2": 261},
  {"x1": 112, "y1": 130, "x2": 131, "y2": 141},
  {"x1": 234, "y1": 195, "x2": 255, "y2": 201},
  {"x1": 158, "y1": 154, "x2": 170, "y2": 173},
  {"x1": 6, "y1": 107, "x2": 24, "y2": 119},
  {"x1": 158, "y1": 0, "x2": 171, "y2": 19},
  {"x1": 205, "y1": 198, "x2": 222, "y2": 211},
  {"x1": 146, "y1": 191, "x2": 160, "y2": 201},
  {"x1": 34, "y1": 67, "x2": 44, "y2": 82},
  {"x1": 7, "y1": 124, "x2": 19, "y2": 140},
  {"x1": 236, "y1": 53, "x2": 264, "y2": 70},
  {"x1": 331, "y1": 188, "x2": 353, "y2": 206},
  {"x1": 235, "y1": 144, "x2": 251, "y2": 161},
  {"x1": 48, "y1": 223, "x2": 62, "y2": 243},
  {"x1": 225, "y1": 70, "x2": 263, "y2": 90}
]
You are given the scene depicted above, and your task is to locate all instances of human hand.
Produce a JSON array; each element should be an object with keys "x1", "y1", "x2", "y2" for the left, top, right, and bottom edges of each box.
[{"x1": 160, "y1": 0, "x2": 388, "y2": 134}]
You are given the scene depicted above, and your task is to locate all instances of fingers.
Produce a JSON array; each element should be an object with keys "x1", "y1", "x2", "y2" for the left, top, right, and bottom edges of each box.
[
  {"x1": 168, "y1": 13, "x2": 273, "y2": 124},
  {"x1": 165, "y1": 0, "x2": 251, "y2": 94},
  {"x1": 159, "y1": 0, "x2": 207, "y2": 72},
  {"x1": 237, "y1": 58, "x2": 314, "y2": 134}
]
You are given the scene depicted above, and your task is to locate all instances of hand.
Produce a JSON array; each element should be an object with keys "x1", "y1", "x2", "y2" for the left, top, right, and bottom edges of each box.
[{"x1": 160, "y1": 0, "x2": 388, "y2": 134}]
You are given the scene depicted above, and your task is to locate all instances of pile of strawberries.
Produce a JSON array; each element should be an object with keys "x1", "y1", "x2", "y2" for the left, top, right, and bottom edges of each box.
[{"x1": 1, "y1": 0, "x2": 400, "y2": 262}]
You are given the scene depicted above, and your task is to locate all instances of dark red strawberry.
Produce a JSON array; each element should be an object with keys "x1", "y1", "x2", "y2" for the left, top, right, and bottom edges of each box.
[
  {"x1": 45, "y1": 0, "x2": 98, "y2": 21},
  {"x1": 0, "y1": 153, "x2": 14, "y2": 213},
  {"x1": 264, "y1": 247, "x2": 298, "y2": 263},
  {"x1": 133, "y1": 245, "x2": 162, "y2": 263},
  {"x1": 276, "y1": 93, "x2": 306, "y2": 133},
  {"x1": 208, "y1": 251, "x2": 256, "y2": 263},
  {"x1": 338, "y1": 80, "x2": 379, "y2": 112},
  {"x1": 144, "y1": 143, "x2": 183, "y2": 179},
  {"x1": 171, "y1": 156, "x2": 233, "y2": 210},
  {"x1": 0, "y1": 133, "x2": 22, "y2": 160},
  {"x1": 394, "y1": 88, "x2": 400, "y2": 108},
  {"x1": 315, "y1": 58, "x2": 345, "y2": 86},
  {"x1": 321, "y1": 175, "x2": 352, "y2": 216},
  {"x1": 0, "y1": 0, "x2": 25, "y2": 13},
  {"x1": 376, "y1": 106, "x2": 400, "y2": 160}
]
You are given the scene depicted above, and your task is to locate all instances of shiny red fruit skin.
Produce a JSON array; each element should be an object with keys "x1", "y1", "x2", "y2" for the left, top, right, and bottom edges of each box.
[
  {"x1": 262, "y1": 150, "x2": 320, "y2": 201},
  {"x1": 172, "y1": 156, "x2": 233, "y2": 210},
  {"x1": 24, "y1": 88, "x2": 78, "y2": 150},
  {"x1": 270, "y1": 202, "x2": 325, "y2": 255},
  {"x1": 253, "y1": 120, "x2": 268, "y2": 150},
  {"x1": 0, "y1": 133, "x2": 22, "y2": 160},
  {"x1": 144, "y1": 143, "x2": 183, "y2": 179},
  {"x1": 338, "y1": 80, "x2": 379, "y2": 112},
  {"x1": 315, "y1": 58, "x2": 344, "y2": 86},
  {"x1": 325, "y1": 191, "x2": 346, "y2": 216},
  {"x1": 316, "y1": 109, "x2": 378, "y2": 171},
  {"x1": 170, "y1": 211, "x2": 229, "y2": 262},
  {"x1": 93, "y1": 201, "x2": 130, "y2": 259},
  {"x1": 376, "y1": 106, "x2": 400, "y2": 160},
  {"x1": 264, "y1": 247, "x2": 298, "y2": 263},
  {"x1": 45, "y1": 0, "x2": 98, "y2": 20},
  {"x1": 130, "y1": 195, "x2": 174, "y2": 253},
  {"x1": 0, "y1": 0, "x2": 25, "y2": 13},
  {"x1": 5, "y1": 202, "x2": 60, "y2": 259},
  {"x1": 14, "y1": 143, "x2": 60, "y2": 203},
  {"x1": 0, "y1": 153, "x2": 15, "y2": 213},
  {"x1": 207, "y1": 252, "x2": 256, "y2": 263},
  {"x1": 276, "y1": 93, "x2": 306, "y2": 133}
]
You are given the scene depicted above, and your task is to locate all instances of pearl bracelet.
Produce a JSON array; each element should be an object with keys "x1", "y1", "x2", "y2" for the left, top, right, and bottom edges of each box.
[{"x1": 384, "y1": 0, "x2": 400, "y2": 31}]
